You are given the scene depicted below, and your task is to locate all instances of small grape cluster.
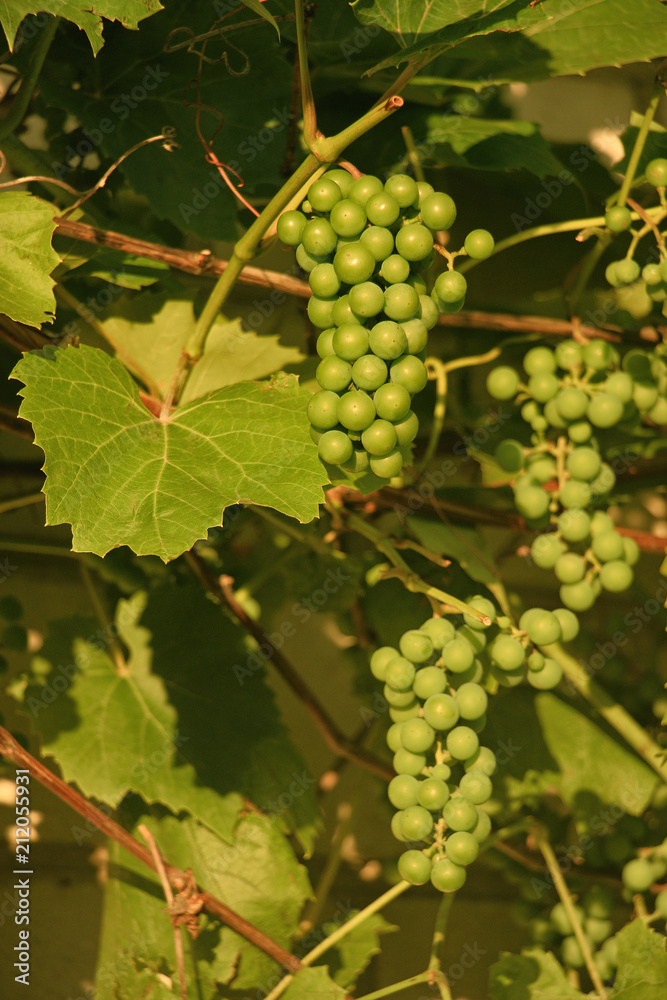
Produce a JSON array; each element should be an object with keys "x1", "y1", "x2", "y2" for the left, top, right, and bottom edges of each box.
[
  {"x1": 486, "y1": 338, "x2": 662, "y2": 611},
  {"x1": 603, "y1": 157, "x2": 667, "y2": 313},
  {"x1": 277, "y1": 168, "x2": 494, "y2": 481},
  {"x1": 371, "y1": 598, "x2": 576, "y2": 891},
  {"x1": 528, "y1": 888, "x2": 619, "y2": 983}
]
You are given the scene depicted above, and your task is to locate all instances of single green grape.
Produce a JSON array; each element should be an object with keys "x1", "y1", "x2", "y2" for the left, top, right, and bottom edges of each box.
[
  {"x1": 442, "y1": 638, "x2": 474, "y2": 674},
  {"x1": 352, "y1": 354, "x2": 388, "y2": 391},
  {"x1": 591, "y1": 530, "x2": 625, "y2": 562},
  {"x1": 399, "y1": 804, "x2": 434, "y2": 841},
  {"x1": 446, "y1": 725, "x2": 479, "y2": 761},
  {"x1": 331, "y1": 294, "x2": 361, "y2": 328},
  {"x1": 605, "y1": 371, "x2": 634, "y2": 402},
  {"x1": 393, "y1": 747, "x2": 427, "y2": 776},
  {"x1": 524, "y1": 609, "x2": 562, "y2": 645},
  {"x1": 434, "y1": 270, "x2": 467, "y2": 304},
  {"x1": 395, "y1": 223, "x2": 434, "y2": 262},
  {"x1": 369, "y1": 320, "x2": 409, "y2": 360},
  {"x1": 277, "y1": 210, "x2": 307, "y2": 246},
  {"x1": 401, "y1": 717, "x2": 436, "y2": 753},
  {"x1": 349, "y1": 174, "x2": 383, "y2": 206},
  {"x1": 337, "y1": 390, "x2": 376, "y2": 431},
  {"x1": 301, "y1": 217, "x2": 337, "y2": 257},
  {"x1": 390, "y1": 702, "x2": 422, "y2": 724},
  {"x1": 391, "y1": 811, "x2": 410, "y2": 842},
  {"x1": 555, "y1": 340, "x2": 584, "y2": 371},
  {"x1": 308, "y1": 177, "x2": 342, "y2": 212},
  {"x1": 583, "y1": 338, "x2": 614, "y2": 370},
  {"x1": 527, "y1": 456, "x2": 557, "y2": 484},
  {"x1": 365, "y1": 191, "x2": 401, "y2": 227},
  {"x1": 390, "y1": 355, "x2": 428, "y2": 394},
  {"x1": 568, "y1": 421, "x2": 593, "y2": 443},
  {"x1": 553, "y1": 607, "x2": 579, "y2": 642},
  {"x1": 527, "y1": 657, "x2": 563, "y2": 689},
  {"x1": 558, "y1": 509, "x2": 591, "y2": 543},
  {"x1": 296, "y1": 243, "x2": 330, "y2": 273},
  {"x1": 400, "y1": 629, "x2": 435, "y2": 664},
  {"x1": 360, "y1": 225, "x2": 395, "y2": 261},
  {"x1": 316, "y1": 355, "x2": 352, "y2": 392},
  {"x1": 486, "y1": 366, "x2": 520, "y2": 400},
  {"x1": 559, "y1": 579, "x2": 596, "y2": 612},
  {"x1": 401, "y1": 318, "x2": 429, "y2": 355},
  {"x1": 374, "y1": 382, "x2": 411, "y2": 421},
  {"x1": 348, "y1": 281, "x2": 385, "y2": 318},
  {"x1": 398, "y1": 849, "x2": 432, "y2": 885},
  {"x1": 307, "y1": 390, "x2": 341, "y2": 430},
  {"x1": 455, "y1": 682, "x2": 488, "y2": 720},
  {"x1": 559, "y1": 479, "x2": 592, "y2": 509},
  {"x1": 514, "y1": 485, "x2": 550, "y2": 520},
  {"x1": 622, "y1": 856, "x2": 655, "y2": 892},
  {"x1": 442, "y1": 795, "x2": 479, "y2": 831},
  {"x1": 388, "y1": 774, "x2": 420, "y2": 809},
  {"x1": 386, "y1": 722, "x2": 405, "y2": 752},
  {"x1": 419, "y1": 294, "x2": 439, "y2": 331},
  {"x1": 380, "y1": 254, "x2": 410, "y2": 284},
  {"x1": 459, "y1": 770, "x2": 493, "y2": 806},
  {"x1": 465, "y1": 746, "x2": 497, "y2": 776},
  {"x1": 420, "y1": 192, "x2": 457, "y2": 231},
  {"x1": 412, "y1": 666, "x2": 447, "y2": 700},
  {"x1": 645, "y1": 157, "x2": 667, "y2": 186},
  {"x1": 430, "y1": 857, "x2": 467, "y2": 892},
  {"x1": 464, "y1": 229, "x2": 494, "y2": 260},
  {"x1": 605, "y1": 205, "x2": 632, "y2": 233},
  {"x1": 566, "y1": 446, "x2": 602, "y2": 481},
  {"x1": 445, "y1": 830, "x2": 479, "y2": 865},
  {"x1": 361, "y1": 419, "x2": 398, "y2": 456},
  {"x1": 418, "y1": 777, "x2": 450, "y2": 811},
  {"x1": 333, "y1": 243, "x2": 376, "y2": 284},
  {"x1": 462, "y1": 595, "x2": 496, "y2": 630},
  {"x1": 554, "y1": 552, "x2": 586, "y2": 584},
  {"x1": 309, "y1": 263, "x2": 341, "y2": 299},
  {"x1": 307, "y1": 294, "x2": 337, "y2": 329},
  {"x1": 531, "y1": 534, "x2": 566, "y2": 569},
  {"x1": 330, "y1": 199, "x2": 367, "y2": 237},
  {"x1": 524, "y1": 346, "x2": 556, "y2": 375},
  {"x1": 423, "y1": 693, "x2": 459, "y2": 731},
  {"x1": 599, "y1": 560, "x2": 633, "y2": 592},
  {"x1": 420, "y1": 617, "x2": 456, "y2": 648},
  {"x1": 332, "y1": 323, "x2": 370, "y2": 362},
  {"x1": 369, "y1": 449, "x2": 404, "y2": 479},
  {"x1": 385, "y1": 173, "x2": 419, "y2": 208},
  {"x1": 528, "y1": 373, "x2": 559, "y2": 403},
  {"x1": 385, "y1": 655, "x2": 417, "y2": 691},
  {"x1": 491, "y1": 636, "x2": 526, "y2": 672},
  {"x1": 623, "y1": 536, "x2": 640, "y2": 565},
  {"x1": 318, "y1": 430, "x2": 353, "y2": 466}
]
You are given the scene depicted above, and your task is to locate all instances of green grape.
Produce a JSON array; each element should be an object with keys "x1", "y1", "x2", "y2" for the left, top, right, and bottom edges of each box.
[
  {"x1": 524, "y1": 609, "x2": 562, "y2": 645},
  {"x1": 308, "y1": 177, "x2": 342, "y2": 212},
  {"x1": 559, "y1": 580, "x2": 596, "y2": 612},
  {"x1": 391, "y1": 811, "x2": 410, "y2": 842},
  {"x1": 599, "y1": 560, "x2": 633, "y2": 592},
  {"x1": 645, "y1": 157, "x2": 667, "y2": 186},
  {"x1": 434, "y1": 270, "x2": 467, "y2": 303},
  {"x1": 561, "y1": 936, "x2": 584, "y2": 969},
  {"x1": 591, "y1": 530, "x2": 625, "y2": 562},
  {"x1": 633, "y1": 380, "x2": 659, "y2": 412},
  {"x1": 418, "y1": 777, "x2": 450, "y2": 810},
  {"x1": 559, "y1": 479, "x2": 592, "y2": 509},
  {"x1": 558, "y1": 509, "x2": 591, "y2": 543},
  {"x1": 401, "y1": 318, "x2": 429, "y2": 355},
  {"x1": 420, "y1": 617, "x2": 456, "y2": 648},
  {"x1": 370, "y1": 450, "x2": 403, "y2": 479},
  {"x1": 334, "y1": 243, "x2": 376, "y2": 284},
  {"x1": 386, "y1": 722, "x2": 405, "y2": 752},
  {"x1": 443, "y1": 795, "x2": 479, "y2": 831},
  {"x1": 643, "y1": 263, "x2": 662, "y2": 285},
  {"x1": 527, "y1": 650, "x2": 545, "y2": 672},
  {"x1": 550, "y1": 902, "x2": 584, "y2": 936},
  {"x1": 348, "y1": 281, "x2": 385, "y2": 318},
  {"x1": 318, "y1": 430, "x2": 353, "y2": 466},
  {"x1": 491, "y1": 636, "x2": 526, "y2": 671},
  {"x1": 605, "y1": 206, "x2": 632, "y2": 232},
  {"x1": 361, "y1": 419, "x2": 398, "y2": 456},
  {"x1": 583, "y1": 885, "x2": 613, "y2": 919},
  {"x1": 585, "y1": 917, "x2": 613, "y2": 944},
  {"x1": 430, "y1": 856, "x2": 467, "y2": 892},
  {"x1": 514, "y1": 485, "x2": 550, "y2": 520},
  {"x1": 456, "y1": 682, "x2": 488, "y2": 720},
  {"x1": 606, "y1": 258, "x2": 640, "y2": 287},
  {"x1": 555, "y1": 340, "x2": 584, "y2": 371},
  {"x1": 524, "y1": 346, "x2": 557, "y2": 375},
  {"x1": 393, "y1": 747, "x2": 427, "y2": 776},
  {"x1": 385, "y1": 173, "x2": 419, "y2": 207},
  {"x1": 380, "y1": 254, "x2": 410, "y2": 284},
  {"x1": 622, "y1": 348, "x2": 653, "y2": 379},
  {"x1": 429, "y1": 765, "x2": 450, "y2": 784},
  {"x1": 463, "y1": 596, "x2": 496, "y2": 630},
  {"x1": 648, "y1": 396, "x2": 667, "y2": 423},
  {"x1": 465, "y1": 746, "x2": 497, "y2": 776},
  {"x1": 605, "y1": 371, "x2": 634, "y2": 402},
  {"x1": 527, "y1": 657, "x2": 563, "y2": 689},
  {"x1": 528, "y1": 373, "x2": 559, "y2": 402},
  {"x1": 342, "y1": 447, "x2": 370, "y2": 474},
  {"x1": 445, "y1": 831, "x2": 479, "y2": 866},
  {"x1": 374, "y1": 382, "x2": 411, "y2": 420},
  {"x1": 442, "y1": 638, "x2": 474, "y2": 674},
  {"x1": 553, "y1": 607, "x2": 580, "y2": 642},
  {"x1": 384, "y1": 283, "x2": 420, "y2": 322},
  {"x1": 420, "y1": 192, "x2": 457, "y2": 231},
  {"x1": 588, "y1": 391, "x2": 624, "y2": 427},
  {"x1": 419, "y1": 295, "x2": 439, "y2": 330},
  {"x1": 423, "y1": 693, "x2": 459, "y2": 730},
  {"x1": 330, "y1": 199, "x2": 367, "y2": 237},
  {"x1": 471, "y1": 808, "x2": 492, "y2": 843},
  {"x1": 521, "y1": 400, "x2": 540, "y2": 423},
  {"x1": 398, "y1": 849, "x2": 432, "y2": 885},
  {"x1": 301, "y1": 218, "x2": 337, "y2": 257},
  {"x1": 360, "y1": 225, "x2": 395, "y2": 261},
  {"x1": 407, "y1": 272, "x2": 428, "y2": 295},
  {"x1": 400, "y1": 804, "x2": 434, "y2": 841},
  {"x1": 531, "y1": 534, "x2": 565, "y2": 569},
  {"x1": 296, "y1": 243, "x2": 330, "y2": 273},
  {"x1": 390, "y1": 702, "x2": 422, "y2": 724},
  {"x1": 412, "y1": 666, "x2": 447, "y2": 700},
  {"x1": 388, "y1": 774, "x2": 420, "y2": 809},
  {"x1": 566, "y1": 446, "x2": 602, "y2": 481},
  {"x1": 331, "y1": 294, "x2": 360, "y2": 327},
  {"x1": 494, "y1": 439, "x2": 525, "y2": 473},
  {"x1": 654, "y1": 891, "x2": 667, "y2": 919},
  {"x1": 565, "y1": 424, "x2": 592, "y2": 448},
  {"x1": 398, "y1": 717, "x2": 435, "y2": 755},
  {"x1": 277, "y1": 210, "x2": 307, "y2": 246},
  {"x1": 400, "y1": 629, "x2": 435, "y2": 664},
  {"x1": 392, "y1": 410, "x2": 419, "y2": 447},
  {"x1": 385, "y1": 655, "x2": 417, "y2": 691},
  {"x1": 459, "y1": 770, "x2": 493, "y2": 806},
  {"x1": 622, "y1": 857, "x2": 655, "y2": 892},
  {"x1": 395, "y1": 224, "x2": 434, "y2": 262},
  {"x1": 583, "y1": 338, "x2": 614, "y2": 370},
  {"x1": 309, "y1": 262, "x2": 341, "y2": 298},
  {"x1": 623, "y1": 536, "x2": 640, "y2": 565},
  {"x1": 349, "y1": 174, "x2": 383, "y2": 206},
  {"x1": 366, "y1": 191, "x2": 401, "y2": 227},
  {"x1": 332, "y1": 324, "x2": 369, "y2": 362},
  {"x1": 446, "y1": 726, "x2": 479, "y2": 761},
  {"x1": 416, "y1": 181, "x2": 435, "y2": 204},
  {"x1": 464, "y1": 229, "x2": 494, "y2": 260},
  {"x1": 337, "y1": 390, "x2": 376, "y2": 431},
  {"x1": 369, "y1": 320, "x2": 409, "y2": 360},
  {"x1": 457, "y1": 625, "x2": 486, "y2": 654},
  {"x1": 307, "y1": 390, "x2": 340, "y2": 430},
  {"x1": 543, "y1": 398, "x2": 568, "y2": 430},
  {"x1": 316, "y1": 356, "x2": 352, "y2": 392},
  {"x1": 309, "y1": 426, "x2": 325, "y2": 444},
  {"x1": 307, "y1": 294, "x2": 337, "y2": 329},
  {"x1": 530, "y1": 414, "x2": 548, "y2": 432},
  {"x1": 486, "y1": 366, "x2": 520, "y2": 400},
  {"x1": 390, "y1": 355, "x2": 428, "y2": 394},
  {"x1": 324, "y1": 168, "x2": 354, "y2": 195},
  {"x1": 352, "y1": 354, "x2": 388, "y2": 391}
]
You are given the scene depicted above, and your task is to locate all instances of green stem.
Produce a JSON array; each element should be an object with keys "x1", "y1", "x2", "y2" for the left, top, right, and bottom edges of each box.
[
  {"x1": 0, "y1": 538, "x2": 78, "y2": 558},
  {"x1": 617, "y1": 84, "x2": 664, "y2": 207},
  {"x1": 354, "y1": 971, "x2": 438, "y2": 1000},
  {"x1": 401, "y1": 125, "x2": 426, "y2": 183},
  {"x1": 542, "y1": 641, "x2": 667, "y2": 783},
  {"x1": 294, "y1": 0, "x2": 317, "y2": 146},
  {"x1": 0, "y1": 17, "x2": 59, "y2": 141},
  {"x1": 0, "y1": 492, "x2": 44, "y2": 516},
  {"x1": 413, "y1": 357, "x2": 447, "y2": 477},
  {"x1": 565, "y1": 235, "x2": 609, "y2": 316},
  {"x1": 428, "y1": 892, "x2": 455, "y2": 1000},
  {"x1": 298, "y1": 804, "x2": 352, "y2": 938}
]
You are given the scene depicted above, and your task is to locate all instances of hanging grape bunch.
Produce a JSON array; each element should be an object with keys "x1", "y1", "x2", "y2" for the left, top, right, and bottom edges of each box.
[
  {"x1": 370, "y1": 597, "x2": 577, "y2": 892},
  {"x1": 603, "y1": 157, "x2": 667, "y2": 313},
  {"x1": 487, "y1": 338, "x2": 667, "y2": 611},
  {"x1": 277, "y1": 169, "x2": 494, "y2": 481}
]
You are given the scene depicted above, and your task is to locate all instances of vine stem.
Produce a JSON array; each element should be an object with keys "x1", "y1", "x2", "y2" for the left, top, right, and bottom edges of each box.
[
  {"x1": 412, "y1": 357, "x2": 447, "y2": 478},
  {"x1": 354, "y1": 970, "x2": 445, "y2": 1000},
  {"x1": 138, "y1": 824, "x2": 188, "y2": 1000},
  {"x1": 0, "y1": 16, "x2": 59, "y2": 141},
  {"x1": 294, "y1": 0, "x2": 317, "y2": 145},
  {"x1": 0, "y1": 491, "x2": 44, "y2": 516},
  {"x1": 542, "y1": 641, "x2": 667, "y2": 783},
  {"x1": 616, "y1": 83, "x2": 664, "y2": 207},
  {"x1": 428, "y1": 892, "x2": 455, "y2": 1000},
  {"x1": 263, "y1": 881, "x2": 413, "y2": 1000},
  {"x1": 534, "y1": 827, "x2": 607, "y2": 999}
]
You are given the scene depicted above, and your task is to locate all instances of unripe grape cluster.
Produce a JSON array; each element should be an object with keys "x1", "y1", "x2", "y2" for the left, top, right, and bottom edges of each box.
[
  {"x1": 371, "y1": 598, "x2": 576, "y2": 891},
  {"x1": 277, "y1": 168, "x2": 494, "y2": 481},
  {"x1": 486, "y1": 338, "x2": 662, "y2": 610},
  {"x1": 524, "y1": 887, "x2": 619, "y2": 983}
]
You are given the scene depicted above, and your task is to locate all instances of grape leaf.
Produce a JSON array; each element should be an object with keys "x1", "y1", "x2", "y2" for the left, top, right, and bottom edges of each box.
[
  {"x1": 0, "y1": 1, "x2": 163, "y2": 54},
  {"x1": 490, "y1": 947, "x2": 585, "y2": 1000},
  {"x1": 61, "y1": 248, "x2": 169, "y2": 288},
  {"x1": 96, "y1": 288, "x2": 307, "y2": 402},
  {"x1": 96, "y1": 812, "x2": 310, "y2": 998},
  {"x1": 281, "y1": 967, "x2": 347, "y2": 1000},
  {"x1": 407, "y1": 516, "x2": 499, "y2": 586},
  {"x1": 0, "y1": 192, "x2": 61, "y2": 327},
  {"x1": 609, "y1": 918, "x2": 667, "y2": 999},
  {"x1": 11, "y1": 344, "x2": 327, "y2": 561},
  {"x1": 352, "y1": 0, "x2": 522, "y2": 41},
  {"x1": 323, "y1": 913, "x2": 397, "y2": 989}
]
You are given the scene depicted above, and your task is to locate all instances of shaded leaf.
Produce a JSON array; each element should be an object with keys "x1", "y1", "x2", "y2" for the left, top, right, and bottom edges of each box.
[
  {"x1": 490, "y1": 947, "x2": 585, "y2": 1000},
  {"x1": 282, "y1": 966, "x2": 347, "y2": 1000},
  {"x1": 407, "y1": 516, "x2": 499, "y2": 586},
  {"x1": 324, "y1": 913, "x2": 397, "y2": 990},
  {"x1": 11, "y1": 344, "x2": 327, "y2": 560},
  {"x1": 610, "y1": 918, "x2": 667, "y2": 1000},
  {"x1": 0, "y1": 192, "x2": 61, "y2": 326},
  {"x1": 62, "y1": 248, "x2": 169, "y2": 288},
  {"x1": 0, "y1": 1, "x2": 163, "y2": 55}
]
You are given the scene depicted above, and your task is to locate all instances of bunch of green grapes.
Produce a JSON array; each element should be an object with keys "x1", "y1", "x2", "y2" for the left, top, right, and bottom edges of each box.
[
  {"x1": 370, "y1": 597, "x2": 577, "y2": 891},
  {"x1": 277, "y1": 168, "x2": 494, "y2": 481},
  {"x1": 604, "y1": 157, "x2": 667, "y2": 314},
  {"x1": 486, "y1": 338, "x2": 665, "y2": 611},
  {"x1": 621, "y1": 841, "x2": 667, "y2": 897},
  {"x1": 536, "y1": 889, "x2": 618, "y2": 983}
]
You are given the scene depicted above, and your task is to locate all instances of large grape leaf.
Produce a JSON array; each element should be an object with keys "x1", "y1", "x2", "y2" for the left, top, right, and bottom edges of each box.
[
  {"x1": 352, "y1": 0, "x2": 523, "y2": 41},
  {"x1": 20, "y1": 587, "x2": 321, "y2": 852},
  {"x1": 96, "y1": 812, "x2": 310, "y2": 999},
  {"x1": 282, "y1": 967, "x2": 347, "y2": 1000},
  {"x1": 0, "y1": 1, "x2": 163, "y2": 54},
  {"x1": 11, "y1": 344, "x2": 327, "y2": 561},
  {"x1": 609, "y1": 919, "x2": 667, "y2": 1000},
  {"x1": 489, "y1": 947, "x2": 584, "y2": 1000},
  {"x1": 323, "y1": 913, "x2": 397, "y2": 990},
  {"x1": 0, "y1": 192, "x2": 61, "y2": 327}
]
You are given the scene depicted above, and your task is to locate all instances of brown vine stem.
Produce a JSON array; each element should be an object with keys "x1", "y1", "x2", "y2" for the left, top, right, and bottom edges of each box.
[
  {"x1": 184, "y1": 549, "x2": 393, "y2": 782},
  {"x1": 138, "y1": 824, "x2": 188, "y2": 1000},
  {"x1": 0, "y1": 726, "x2": 301, "y2": 973}
]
